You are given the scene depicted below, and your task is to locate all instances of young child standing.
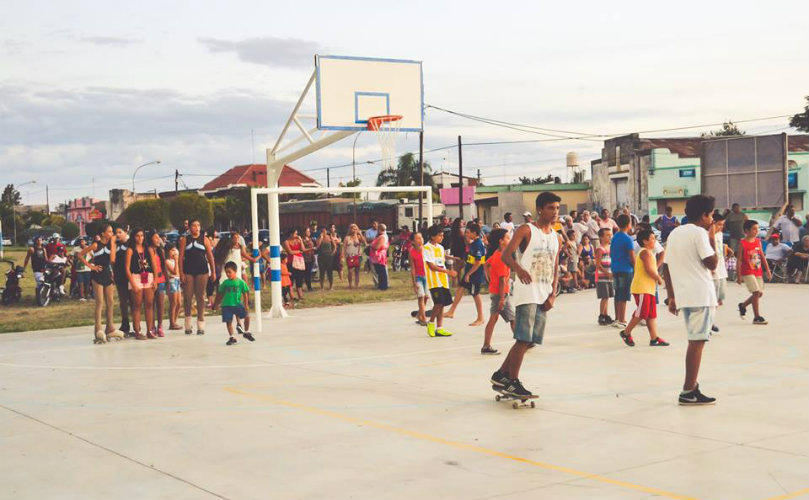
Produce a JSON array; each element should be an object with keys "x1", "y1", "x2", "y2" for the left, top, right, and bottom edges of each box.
[
  {"x1": 409, "y1": 232, "x2": 429, "y2": 325},
  {"x1": 491, "y1": 192, "x2": 562, "y2": 399},
  {"x1": 423, "y1": 225, "x2": 457, "y2": 337},
  {"x1": 711, "y1": 214, "x2": 730, "y2": 332},
  {"x1": 619, "y1": 229, "x2": 669, "y2": 347},
  {"x1": 280, "y1": 251, "x2": 293, "y2": 309},
  {"x1": 662, "y1": 195, "x2": 719, "y2": 405},
  {"x1": 737, "y1": 220, "x2": 771, "y2": 325},
  {"x1": 482, "y1": 229, "x2": 515, "y2": 355},
  {"x1": 595, "y1": 228, "x2": 614, "y2": 325},
  {"x1": 213, "y1": 261, "x2": 255, "y2": 345}
]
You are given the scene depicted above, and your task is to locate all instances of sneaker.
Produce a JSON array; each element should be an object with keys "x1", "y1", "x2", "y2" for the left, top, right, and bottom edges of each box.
[
  {"x1": 185, "y1": 329, "x2": 193, "y2": 335},
  {"x1": 147, "y1": 329, "x2": 157, "y2": 339},
  {"x1": 197, "y1": 329, "x2": 205, "y2": 335},
  {"x1": 620, "y1": 330, "x2": 635, "y2": 347},
  {"x1": 611, "y1": 321, "x2": 626, "y2": 329},
  {"x1": 157, "y1": 327, "x2": 165, "y2": 338},
  {"x1": 490, "y1": 370, "x2": 510, "y2": 387},
  {"x1": 236, "y1": 324, "x2": 245, "y2": 335},
  {"x1": 135, "y1": 333, "x2": 147, "y2": 340},
  {"x1": 597, "y1": 314, "x2": 606, "y2": 326},
  {"x1": 711, "y1": 325, "x2": 720, "y2": 333},
  {"x1": 427, "y1": 322, "x2": 436, "y2": 337},
  {"x1": 603, "y1": 314, "x2": 614, "y2": 324},
  {"x1": 120, "y1": 323, "x2": 130, "y2": 335},
  {"x1": 59, "y1": 285, "x2": 66, "y2": 295},
  {"x1": 79, "y1": 297, "x2": 87, "y2": 302},
  {"x1": 639, "y1": 319, "x2": 647, "y2": 327},
  {"x1": 678, "y1": 385, "x2": 716, "y2": 406},
  {"x1": 649, "y1": 337, "x2": 669, "y2": 346},
  {"x1": 738, "y1": 303, "x2": 747, "y2": 318},
  {"x1": 503, "y1": 379, "x2": 533, "y2": 398},
  {"x1": 753, "y1": 316, "x2": 768, "y2": 325},
  {"x1": 226, "y1": 337, "x2": 237, "y2": 346},
  {"x1": 243, "y1": 332, "x2": 255, "y2": 342},
  {"x1": 480, "y1": 346, "x2": 500, "y2": 355},
  {"x1": 435, "y1": 328, "x2": 453, "y2": 337}
]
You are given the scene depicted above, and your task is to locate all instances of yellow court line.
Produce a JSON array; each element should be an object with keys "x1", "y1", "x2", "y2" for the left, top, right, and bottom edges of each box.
[
  {"x1": 762, "y1": 488, "x2": 809, "y2": 500},
  {"x1": 225, "y1": 387, "x2": 701, "y2": 500}
]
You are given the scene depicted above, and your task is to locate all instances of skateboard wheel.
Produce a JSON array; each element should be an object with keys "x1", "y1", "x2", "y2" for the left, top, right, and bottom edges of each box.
[
  {"x1": 530, "y1": 401, "x2": 536, "y2": 408},
  {"x1": 495, "y1": 395, "x2": 501, "y2": 402},
  {"x1": 512, "y1": 402, "x2": 518, "y2": 409}
]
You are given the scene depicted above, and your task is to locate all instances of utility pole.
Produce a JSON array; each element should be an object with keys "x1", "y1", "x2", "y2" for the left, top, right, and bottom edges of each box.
[
  {"x1": 45, "y1": 184, "x2": 49, "y2": 214},
  {"x1": 457, "y1": 135, "x2": 463, "y2": 220},
  {"x1": 418, "y1": 130, "x2": 424, "y2": 229},
  {"x1": 175, "y1": 170, "x2": 179, "y2": 193},
  {"x1": 326, "y1": 168, "x2": 330, "y2": 189}
]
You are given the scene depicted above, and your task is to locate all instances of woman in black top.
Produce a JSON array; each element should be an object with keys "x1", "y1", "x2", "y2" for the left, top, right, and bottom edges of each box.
[
  {"x1": 113, "y1": 226, "x2": 132, "y2": 336},
  {"x1": 126, "y1": 228, "x2": 156, "y2": 340},
  {"x1": 78, "y1": 224, "x2": 123, "y2": 344},
  {"x1": 178, "y1": 219, "x2": 215, "y2": 335}
]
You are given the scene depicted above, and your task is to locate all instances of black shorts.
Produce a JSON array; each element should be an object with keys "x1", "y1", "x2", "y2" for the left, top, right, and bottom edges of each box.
[
  {"x1": 91, "y1": 268, "x2": 113, "y2": 287},
  {"x1": 430, "y1": 287, "x2": 453, "y2": 307},
  {"x1": 462, "y1": 280, "x2": 482, "y2": 296}
]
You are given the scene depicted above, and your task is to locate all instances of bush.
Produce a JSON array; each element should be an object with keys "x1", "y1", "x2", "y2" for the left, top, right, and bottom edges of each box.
[
  {"x1": 169, "y1": 194, "x2": 213, "y2": 230},
  {"x1": 122, "y1": 199, "x2": 169, "y2": 230},
  {"x1": 61, "y1": 221, "x2": 80, "y2": 240},
  {"x1": 85, "y1": 219, "x2": 113, "y2": 238}
]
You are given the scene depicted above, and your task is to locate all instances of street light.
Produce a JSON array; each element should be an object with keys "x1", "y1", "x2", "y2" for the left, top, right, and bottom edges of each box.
[
  {"x1": 12, "y1": 180, "x2": 36, "y2": 245},
  {"x1": 132, "y1": 160, "x2": 161, "y2": 193}
]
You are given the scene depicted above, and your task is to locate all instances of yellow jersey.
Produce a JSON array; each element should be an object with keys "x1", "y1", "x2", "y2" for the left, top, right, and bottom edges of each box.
[
  {"x1": 630, "y1": 248, "x2": 657, "y2": 295},
  {"x1": 423, "y1": 242, "x2": 449, "y2": 289}
]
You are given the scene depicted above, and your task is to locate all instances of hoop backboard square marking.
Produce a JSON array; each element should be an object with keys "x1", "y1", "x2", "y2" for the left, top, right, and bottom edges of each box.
[
  {"x1": 354, "y1": 92, "x2": 390, "y2": 124},
  {"x1": 316, "y1": 55, "x2": 423, "y2": 132}
]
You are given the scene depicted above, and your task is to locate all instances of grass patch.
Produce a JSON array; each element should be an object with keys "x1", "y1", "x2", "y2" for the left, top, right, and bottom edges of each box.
[{"x1": 0, "y1": 247, "x2": 421, "y2": 333}]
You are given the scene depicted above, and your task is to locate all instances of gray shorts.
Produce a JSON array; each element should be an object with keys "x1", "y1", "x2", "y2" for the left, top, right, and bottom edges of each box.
[
  {"x1": 596, "y1": 280, "x2": 614, "y2": 299},
  {"x1": 513, "y1": 303, "x2": 547, "y2": 344},
  {"x1": 489, "y1": 293, "x2": 515, "y2": 322},
  {"x1": 682, "y1": 306, "x2": 715, "y2": 342},
  {"x1": 713, "y1": 278, "x2": 726, "y2": 302}
]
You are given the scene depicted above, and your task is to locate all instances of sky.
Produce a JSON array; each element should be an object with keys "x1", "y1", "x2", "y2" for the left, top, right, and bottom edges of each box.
[{"x1": 2, "y1": 0, "x2": 808, "y2": 208}]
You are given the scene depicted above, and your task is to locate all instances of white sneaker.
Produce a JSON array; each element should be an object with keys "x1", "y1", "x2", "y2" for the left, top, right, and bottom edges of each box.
[
  {"x1": 59, "y1": 285, "x2": 66, "y2": 295},
  {"x1": 79, "y1": 297, "x2": 87, "y2": 302},
  {"x1": 611, "y1": 321, "x2": 626, "y2": 328}
]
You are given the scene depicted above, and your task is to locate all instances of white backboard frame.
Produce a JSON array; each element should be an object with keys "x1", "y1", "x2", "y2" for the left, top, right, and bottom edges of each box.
[{"x1": 315, "y1": 55, "x2": 423, "y2": 132}]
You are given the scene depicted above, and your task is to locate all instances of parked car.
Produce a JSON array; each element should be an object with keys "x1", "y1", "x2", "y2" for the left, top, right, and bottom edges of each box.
[{"x1": 161, "y1": 230, "x2": 180, "y2": 246}]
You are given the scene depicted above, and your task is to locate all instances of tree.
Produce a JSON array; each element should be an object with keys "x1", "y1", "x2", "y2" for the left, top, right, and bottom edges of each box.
[
  {"x1": 790, "y1": 96, "x2": 809, "y2": 132},
  {"x1": 43, "y1": 214, "x2": 66, "y2": 228},
  {"x1": 375, "y1": 153, "x2": 433, "y2": 199},
  {"x1": 1, "y1": 184, "x2": 21, "y2": 207},
  {"x1": 701, "y1": 121, "x2": 745, "y2": 138},
  {"x1": 86, "y1": 219, "x2": 113, "y2": 238},
  {"x1": 338, "y1": 178, "x2": 362, "y2": 199},
  {"x1": 61, "y1": 221, "x2": 80, "y2": 240},
  {"x1": 122, "y1": 199, "x2": 169, "y2": 229},
  {"x1": 25, "y1": 210, "x2": 48, "y2": 227},
  {"x1": 211, "y1": 198, "x2": 228, "y2": 229},
  {"x1": 168, "y1": 193, "x2": 213, "y2": 230},
  {"x1": 518, "y1": 174, "x2": 559, "y2": 185},
  {"x1": 225, "y1": 195, "x2": 247, "y2": 228}
]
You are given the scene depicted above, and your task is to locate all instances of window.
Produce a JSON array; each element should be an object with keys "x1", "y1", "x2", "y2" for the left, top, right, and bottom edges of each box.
[
  {"x1": 788, "y1": 193, "x2": 803, "y2": 212},
  {"x1": 788, "y1": 172, "x2": 798, "y2": 190},
  {"x1": 404, "y1": 207, "x2": 413, "y2": 217}
]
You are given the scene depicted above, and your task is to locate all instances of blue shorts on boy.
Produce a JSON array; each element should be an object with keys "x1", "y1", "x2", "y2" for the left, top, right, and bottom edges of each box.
[{"x1": 222, "y1": 304, "x2": 248, "y2": 323}]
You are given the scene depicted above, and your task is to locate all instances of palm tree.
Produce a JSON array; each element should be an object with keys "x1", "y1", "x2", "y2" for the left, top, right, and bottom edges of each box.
[{"x1": 375, "y1": 153, "x2": 433, "y2": 199}]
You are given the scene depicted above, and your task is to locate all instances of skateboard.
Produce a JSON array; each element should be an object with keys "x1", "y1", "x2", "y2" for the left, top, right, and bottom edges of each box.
[{"x1": 492, "y1": 385, "x2": 538, "y2": 409}]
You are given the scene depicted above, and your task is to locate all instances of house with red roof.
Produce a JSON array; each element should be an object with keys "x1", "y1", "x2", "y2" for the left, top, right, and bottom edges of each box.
[{"x1": 200, "y1": 164, "x2": 320, "y2": 196}]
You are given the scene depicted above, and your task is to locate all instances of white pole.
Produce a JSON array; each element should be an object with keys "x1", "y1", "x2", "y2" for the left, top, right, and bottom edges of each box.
[
  {"x1": 250, "y1": 188, "x2": 262, "y2": 333},
  {"x1": 267, "y1": 150, "x2": 288, "y2": 319},
  {"x1": 426, "y1": 198, "x2": 434, "y2": 228}
]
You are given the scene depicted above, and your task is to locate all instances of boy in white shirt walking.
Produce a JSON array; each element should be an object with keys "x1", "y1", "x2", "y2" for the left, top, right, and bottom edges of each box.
[{"x1": 662, "y1": 195, "x2": 719, "y2": 405}]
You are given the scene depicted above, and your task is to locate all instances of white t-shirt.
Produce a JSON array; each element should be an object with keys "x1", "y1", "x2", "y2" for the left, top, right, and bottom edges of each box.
[
  {"x1": 511, "y1": 224, "x2": 560, "y2": 307},
  {"x1": 713, "y1": 232, "x2": 728, "y2": 279},
  {"x1": 501, "y1": 221, "x2": 515, "y2": 236},
  {"x1": 663, "y1": 224, "x2": 717, "y2": 308},
  {"x1": 572, "y1": 222, "x2": 589, "y2": 243},
  {"x1": 773, "y1": 215, "x2": 800, "y2": 243},
  {"x1": 584, "y1": 219, "x2": 600, "y2": 240},
  {"x1": 72, "y1": 246, "x2": 91, "y2": 272},
  {"x1": 765, "y1": 242, "x2": 791, "y2": 261},
  {"x1": 633, "y1": 239, "x2": 664, "y2": 256}
]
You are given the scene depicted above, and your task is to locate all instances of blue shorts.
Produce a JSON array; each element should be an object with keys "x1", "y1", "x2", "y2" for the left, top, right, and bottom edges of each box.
[
  {"x1": 415, "y1": 276, "x2": 428, "y2": 298},
  {"x1": 222, "y1": 304, "x2": 247, "y2": 323},
  {"x1": 76, "y1": 272, "x2": 91, "y2": 286},
  {"x1": 156, "y1": 281, "x2": 166, "y2": 294},
  {"x1": 682, "y1": 306, "x2": 715, "y2": 342},
  {"x1": 168, "y1": 277, "x2": 181, "y2": 294},
  {"x1": 613, "y1": 272, "x2": 633, "y2": 302},
  {"x1": 513, "y1": 303, "x2": 547, "y2": 344}
]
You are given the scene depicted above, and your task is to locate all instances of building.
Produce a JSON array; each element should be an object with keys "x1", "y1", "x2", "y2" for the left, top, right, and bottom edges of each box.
[
  {"x1": 108, "y1": 189, "x2": 158, "y2": 222},
  {"x1": 65, "y1": 197, "x2": 101, "y2": 236},
  {"x1": 590, "y1": 134, "x2": 701, "y2": 216},
  {"x1": 431, "y1": 171, "x2": 480, "y2": 190},
  {"x1": 475, "y1": 183, "x2": 591, "y2": 225},
  {"x1": 200, "y1": 164, "x2": 320, "y2": 197}
]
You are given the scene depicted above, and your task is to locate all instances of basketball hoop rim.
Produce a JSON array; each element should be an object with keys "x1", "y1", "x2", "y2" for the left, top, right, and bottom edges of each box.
[{"x1": 366, "y1": 114, "x2": 403, "y2": 131}]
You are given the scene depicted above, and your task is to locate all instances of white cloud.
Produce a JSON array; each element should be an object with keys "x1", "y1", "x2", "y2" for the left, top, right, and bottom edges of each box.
[{"x1": 199, "y1": 37, "x2": 322, "y2": 68}]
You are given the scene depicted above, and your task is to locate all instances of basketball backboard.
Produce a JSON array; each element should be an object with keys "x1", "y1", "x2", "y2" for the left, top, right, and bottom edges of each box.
[{"x1": 315, "y1": 55, "x2": 423, "y2": 132}]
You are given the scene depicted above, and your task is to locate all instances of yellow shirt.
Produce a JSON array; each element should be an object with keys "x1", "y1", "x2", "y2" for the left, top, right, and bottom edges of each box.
[
  {"x1": 630, "y1": 248, "x2": 657, "y2": 295},
  {"x1": 423, "y1": 243, "x2": 449, "y2": 289}
]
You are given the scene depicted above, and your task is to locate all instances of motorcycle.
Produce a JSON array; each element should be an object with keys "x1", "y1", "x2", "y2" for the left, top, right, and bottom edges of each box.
[
  {"x1": 391, "y1": 241, "x2": 411, "y2": 272},
  {"x1": 37, "y1": 261, "x2": 67, "y2": 307},
  {"x1": 0, "y1": 260, "x2": 24, "y2": 305}
]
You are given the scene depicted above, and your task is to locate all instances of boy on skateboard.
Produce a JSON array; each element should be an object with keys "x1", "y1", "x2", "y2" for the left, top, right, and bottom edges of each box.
[{"x1": 490, "y1": 192, "x2": 562, "y2": 398}]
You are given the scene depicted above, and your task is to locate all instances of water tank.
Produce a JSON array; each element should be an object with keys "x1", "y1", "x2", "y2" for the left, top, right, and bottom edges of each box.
[{"x1": 566, "y1": 151, "x2": 579, "y2": 168}]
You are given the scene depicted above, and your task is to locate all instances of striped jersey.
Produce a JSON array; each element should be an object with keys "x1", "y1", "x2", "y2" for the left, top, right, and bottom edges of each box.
[{"x1": 423, "y1": 242, "x2": 449, "y2": 289}]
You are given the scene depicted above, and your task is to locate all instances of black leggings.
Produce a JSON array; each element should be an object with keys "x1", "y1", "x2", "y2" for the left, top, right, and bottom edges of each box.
[
  {"x1": 288, "y1": 262, "x2": 305, "y2": 289},
  {"x1": 304, "y1": 260, "x2": 314, "y2": 290}
]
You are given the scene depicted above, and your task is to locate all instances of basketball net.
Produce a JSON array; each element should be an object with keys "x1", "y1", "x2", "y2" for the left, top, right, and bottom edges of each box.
[{"x1": 367, "y1": 115, "x2": 402, "y2": 171}]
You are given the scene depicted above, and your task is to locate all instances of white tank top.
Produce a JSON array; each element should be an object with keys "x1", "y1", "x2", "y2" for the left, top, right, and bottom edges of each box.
[
  {"x1": 226, "y1": 246, "x2": 243, "y2": 272},
  {"x1": 511, "y1": 224, "x2": 560, "y2": 307}
]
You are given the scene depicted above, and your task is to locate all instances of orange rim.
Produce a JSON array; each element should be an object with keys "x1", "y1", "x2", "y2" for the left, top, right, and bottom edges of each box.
[{"x1": 366, "y1": 114, "x2": 403, "y2": 131}]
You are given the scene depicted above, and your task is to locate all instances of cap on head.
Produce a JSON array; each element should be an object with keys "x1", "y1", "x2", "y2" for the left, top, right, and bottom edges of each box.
[{"x1": 522, "y1": 211, "x2": 531, "y2": 217}]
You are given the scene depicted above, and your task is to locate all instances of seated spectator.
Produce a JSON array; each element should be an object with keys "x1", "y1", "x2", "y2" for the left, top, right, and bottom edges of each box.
[
  {"x1": 787, "y1": 236, "x2": 809, "y2": 283},
  {"x1": 765, "y1": 234, "x2": 791, "y2": 266}
]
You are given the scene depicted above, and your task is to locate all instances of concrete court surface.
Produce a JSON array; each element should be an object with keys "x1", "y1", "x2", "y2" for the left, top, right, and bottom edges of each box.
[{"x1": 0, "y1": 284, "x2": 807, "y2": 500}]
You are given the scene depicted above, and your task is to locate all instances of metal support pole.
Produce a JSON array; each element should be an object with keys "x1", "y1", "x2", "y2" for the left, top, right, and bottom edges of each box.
[
  {"x1": 418, "y1": 131, "x2": 424, "y2": 228},
  {"x1": 250, "y1": 188, "x2": 262, "y2": 333},
  {"x1": 457, "y1": 135, "x2": 464, "y2": 219},
  {"x1": 266, "y1": 150, "x2": 288, "y2": 319}
]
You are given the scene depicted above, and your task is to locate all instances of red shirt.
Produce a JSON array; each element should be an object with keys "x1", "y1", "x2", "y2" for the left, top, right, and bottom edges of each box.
[
  {"x1": 739, "y1": 238, "x2": 764, "y2": 277},
  {"x1": 488, "y1": 250, "x2": 510, "y2": 295},
  {"x1": 409, "y1": 246, "x2": 425, "y2": 277},
  {"x1": 46, "y1": 242, "x2": 65, "y2": 257}
]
